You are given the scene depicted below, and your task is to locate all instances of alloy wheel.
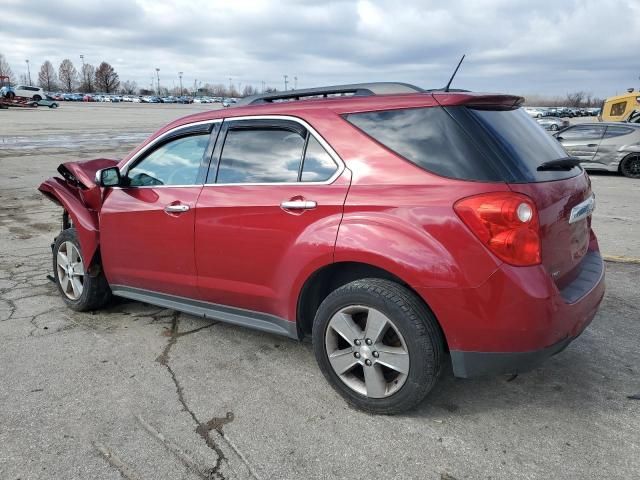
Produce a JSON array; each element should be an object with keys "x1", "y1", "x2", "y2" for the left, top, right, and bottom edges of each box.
[
  {"x1": 622, "y1": 155, "x2": 640, "y2": 178},
  {"x1": 325, "y1": 305, "x2": 409, "y2": 398},
  {"x1": 56, "y1": 241, "x2": 84, "y2": 300}
]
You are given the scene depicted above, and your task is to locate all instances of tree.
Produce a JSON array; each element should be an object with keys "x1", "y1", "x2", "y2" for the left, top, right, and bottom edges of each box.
[
  {"x1": 121, "y1": 80, "x2": 138, "y2": 95},
  {"x1": 37, "y1": 60, "x2": 58, "y2": 91},
  {"x1": 210, "y1": 83, "x2": 227, "y2": 97},
  {"x1": 0, "y1": 53, "x2": 15, "y2": 84},
  {"x1": 566, "y1": 91, "x2": 586, "y2": 108},
  {"x1": 59, "y1": 59, "x2": 78, "y2": 92},
  {"x1": 242, "y1": 85, "x2": 257, "y2": 97},
  {"x1": 94, "y1": 62, "x2": 120, "y2": 94},
  {"x1": 80, "y1": 63, "x2": 95, "y2": 93}
]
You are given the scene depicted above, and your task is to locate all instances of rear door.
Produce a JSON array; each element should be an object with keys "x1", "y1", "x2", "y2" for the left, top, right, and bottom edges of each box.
[
  {"x1": 194, "y1": 117, "x2": 350, "y2": 320},
  {"x1": 100, "y1": 122, "x2": 219, "y2": 297},
  {"x1": 555, "y1": 125, "x2": 606, "y2": 162}
]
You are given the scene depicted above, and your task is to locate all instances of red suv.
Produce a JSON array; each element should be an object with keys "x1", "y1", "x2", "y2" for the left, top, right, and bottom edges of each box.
[{"x1": 39, "y1": 83, "x2": 604, "y2": 413}]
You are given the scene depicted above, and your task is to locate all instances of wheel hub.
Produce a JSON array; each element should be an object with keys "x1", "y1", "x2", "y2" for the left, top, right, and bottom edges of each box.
[{"x1": 325, "y1": 305, "x2": 410, "y2": 398}]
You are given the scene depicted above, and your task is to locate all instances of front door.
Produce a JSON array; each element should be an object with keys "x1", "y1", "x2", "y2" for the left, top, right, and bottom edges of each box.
[
  {"x1": 101, "y1": 123, "x2": 217, "y2": 297},
  {"x1": 194, "y1": 118, "x2": 350, "y2": 320}
]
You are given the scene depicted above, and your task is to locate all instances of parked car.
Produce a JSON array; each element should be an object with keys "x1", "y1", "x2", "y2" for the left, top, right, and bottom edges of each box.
[
  {"x1": 536, "y1": 116, "x2": 570, "y2": 131},
  {"x1": 38, "y1": 83, "x2": 604, "y2": 414},
  {"x1": 554, "y1": 123, "x2": 640, "y2": 178},
  {"x1": 13, "y1": 85, "x2": 47, "y2": 100},
  {"x1": 524, "y1": 107, "x2": 545, "y2": 118}
]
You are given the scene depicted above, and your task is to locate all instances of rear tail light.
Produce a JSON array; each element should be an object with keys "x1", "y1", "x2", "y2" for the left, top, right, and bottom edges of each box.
[{"x1": 454, "y1": 192, "x2": 541, "y2": 266}]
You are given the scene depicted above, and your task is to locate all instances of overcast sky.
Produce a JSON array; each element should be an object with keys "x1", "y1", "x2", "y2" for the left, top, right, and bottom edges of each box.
[{"x1": 1, "y1": 0, "x2": 639, "y2": 97}]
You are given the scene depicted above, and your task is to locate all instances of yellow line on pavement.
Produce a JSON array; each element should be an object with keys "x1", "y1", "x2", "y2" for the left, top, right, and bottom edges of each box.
[{"x1": 603, "y1": 255, "x2": 640, "y2": 265}]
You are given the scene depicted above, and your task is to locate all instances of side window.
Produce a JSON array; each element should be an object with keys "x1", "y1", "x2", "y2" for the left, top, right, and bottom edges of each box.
[
  {"x1": 558, "y1": 125, "x2": 605, "y2": 140},
  {"x1": 610, "y1": 101, "x2": 627, "y2": 116},
  {"x1": 127, "y1": 134, "x2": 209, "y2": 187},
  {"x1": 301, "y1": 136, "x2": 337, "y2": 181},
  {"x1": 603, "y1": 126, "x2": 635, "y2": 138},
  {"x1": 216, "y1": 128, "x2": 305, "y2": 183}
]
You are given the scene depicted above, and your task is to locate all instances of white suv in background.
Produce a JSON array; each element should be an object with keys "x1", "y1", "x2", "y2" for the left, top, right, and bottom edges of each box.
[{"x1": 14, "y1": 85, "x2": 47, "y2": 100}]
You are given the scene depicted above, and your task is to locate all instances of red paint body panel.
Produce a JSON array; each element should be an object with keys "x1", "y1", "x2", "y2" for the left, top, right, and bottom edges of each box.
[
  {"x1": 100, "y1": 187, "x2": 201, "y2": 297},
  {"x1": 38, "y1": 89, "x2": 605, "y2": 364},
  {"x1": 194, "y1": 172, "x2": 351, "y2": 321},
  {"x1": 38, "y1": 177, "x2": 100, "y2": 263},
  {"x1": 418, "y1": 235, "x2": 604, "y2": 352}
]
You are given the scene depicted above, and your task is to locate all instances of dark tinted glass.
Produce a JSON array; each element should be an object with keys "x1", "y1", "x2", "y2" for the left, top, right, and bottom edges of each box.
[
  {"x1": 610, "y1": 102, "x2": 627, "y2": 116},
  {"x1": 128, "y1": 134, "x2": 208, "y2": 186},
  {"x1": 348, "y1": 106, "x2": 579, "y2": 183},
  {"x1": 603, "y1": 126, "x2": 635, "y2": 138},
  {"x1": 217, "y1": 128, "x2": 305, "y2": 183},
  {"x1": 557, "y1": 125, "x2": 606, "y2": 140},
  {"x1": 346, "y1": 107, "x2": 502, "y2": 181},
  {"x1": 301, "y1": 136, "x2": 337, "y2": 181}
]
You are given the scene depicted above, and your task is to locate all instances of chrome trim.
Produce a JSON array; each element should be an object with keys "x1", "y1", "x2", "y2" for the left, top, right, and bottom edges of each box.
[
  {"x1": 204, "y1": 114, "x2": 346, "y2": 186},
  {"x1": 120, "y1": 119, "x2": 222, "y2": 176},
  {"x1": 569, "y1": 194, "x2": 596, "y2": 224},
  {"x1": 110, "y1": 285, "x2": 298, "y2": 339},
  {"x1": 164, "y1": 204, "x2": 190, "y2": 213},
  {"x1": 281, "y1": 200, "x2": 317, "y2": 210}
]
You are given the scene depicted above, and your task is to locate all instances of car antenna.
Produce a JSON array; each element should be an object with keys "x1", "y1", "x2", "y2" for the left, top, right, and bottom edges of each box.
[{"x1": 443, "y1": 54, "x2": 466, "y2": 92}]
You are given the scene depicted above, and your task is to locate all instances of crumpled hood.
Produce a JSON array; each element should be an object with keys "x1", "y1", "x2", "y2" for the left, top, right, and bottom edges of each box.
[{"x1": 58, "y1": 158, "x2": 119, "y2": 189}]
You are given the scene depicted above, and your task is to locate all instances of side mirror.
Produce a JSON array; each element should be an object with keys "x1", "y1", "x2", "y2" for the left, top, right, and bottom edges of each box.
[{"x1": 95, "y1": 167, "x2": 121, "y2": 187}]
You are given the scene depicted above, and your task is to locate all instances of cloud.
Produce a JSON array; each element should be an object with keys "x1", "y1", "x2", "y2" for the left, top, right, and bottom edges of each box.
[{"x1": 1, "y1": 0, "x2": 638, "y2": 96}]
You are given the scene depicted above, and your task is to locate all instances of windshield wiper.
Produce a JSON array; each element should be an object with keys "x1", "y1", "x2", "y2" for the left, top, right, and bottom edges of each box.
[{"x1": 537, "y1": 157, "x2": 581, "y2": 171}]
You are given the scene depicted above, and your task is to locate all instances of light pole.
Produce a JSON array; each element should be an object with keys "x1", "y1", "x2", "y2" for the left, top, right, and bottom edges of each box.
[
  {"x1": 284, "y1": 74, "x2": 288, "y2": 91},
  {"x1": 179, "y1": 72, "x2": 183, "y2": 96},
  {"x1": 80, "y1": 54, "x2": 85, "y2": 92},
  {"x1": 155, "y1": 68, "x2": 160, "y2": 95},
  {"x1": 294, "y1": 76, "x2": 297, "y2": 89},
  {"x1": 25, "y1": 59, "x2": 31, "y2": 86}
]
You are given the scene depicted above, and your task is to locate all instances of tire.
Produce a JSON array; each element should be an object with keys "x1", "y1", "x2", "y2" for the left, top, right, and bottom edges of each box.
[
  {"x1": 5, "y1": 91, "x2": 15, "y2": 100},
  {"x1": 49, "y1": 103, "x2": 59, "y2": 109},
  {"x1": 620, "y1": 154, "x2": 640, "y2": 179},
  {"x1": 312, "y1": 278, "x2": 444, "y2": 414},
  {"x1": 33, "y1": 95, "x2": 42, "y2": 101},
  {"x1": 550, "y1": 124, "x2": 559, "y2": 131},
  {"x1": 52, "y1": 228, "x2": 111, "y2": 311}
]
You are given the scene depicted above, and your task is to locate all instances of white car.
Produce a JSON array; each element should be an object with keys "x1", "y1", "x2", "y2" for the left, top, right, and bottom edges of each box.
[
  {"x1": 524, "y1": 107, "x2": 545, "y2": 118},
  {"x1": 14, "y1": 85, "x2": 47, "y2": 100}
]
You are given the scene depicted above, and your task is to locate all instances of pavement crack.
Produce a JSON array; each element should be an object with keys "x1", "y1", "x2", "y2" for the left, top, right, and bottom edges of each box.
[
  {"x1": 156, "y1": 312, "x2": 228, "y2": 479},
  {"x1": 93, "y1": 441, "x2": 143, "y2": 480}
]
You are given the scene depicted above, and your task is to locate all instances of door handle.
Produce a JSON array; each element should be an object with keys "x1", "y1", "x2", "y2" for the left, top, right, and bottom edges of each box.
[
  {"x1": 280, "y1": 200, "x2": 317, "y2": 210},
  {"x1": 587, "y1": 144, "x2": 598, "y2": 147},
  {"x1": 164, "y1": 204, "x2": 190, "y2": 213}
]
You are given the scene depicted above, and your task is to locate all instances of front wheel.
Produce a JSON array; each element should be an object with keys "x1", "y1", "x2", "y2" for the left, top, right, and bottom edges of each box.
[
  {"x1": 620, "y1": 154, "x2": 640, "y2": 178},
  {"x1": 312, "y1": 278, "x2": 444, "y2": 414},
  {"x1": 53, "y1": 228, "x2": 111, "y2": 311}
]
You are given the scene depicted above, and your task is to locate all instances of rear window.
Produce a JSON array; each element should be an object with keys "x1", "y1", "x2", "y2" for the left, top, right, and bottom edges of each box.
[{"x1": 346, "y1": 106, "x2": 578, "y2": 183}]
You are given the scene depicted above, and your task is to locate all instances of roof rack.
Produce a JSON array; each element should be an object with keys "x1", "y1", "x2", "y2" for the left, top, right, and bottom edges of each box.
[{"x1": 236, "y1": 82, "x2": 424, "y2": 106}]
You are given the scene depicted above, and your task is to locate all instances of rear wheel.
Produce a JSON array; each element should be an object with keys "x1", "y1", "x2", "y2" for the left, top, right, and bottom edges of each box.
[
  {"x1": 33, "y1": 94, "x2": 42, "y2": 101},
  {"x1": 550, "y1": 124, "x2": 559, "y2": 131},
  {"x1": 620, "y1": 154, "x2": 640, "y2": 178},
  {"x1": 312, "y1": 278, "x2": 444, "y2": 414},
  {"x1": 5, "y1": 91, "x2": 15, "y2": 100},
  {"x1": 53, "y1": 228, "x2": 111, "y2": 311}
]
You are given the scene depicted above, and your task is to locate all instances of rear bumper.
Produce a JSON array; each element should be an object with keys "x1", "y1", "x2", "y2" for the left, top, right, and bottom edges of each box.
[
  {"x1": 418, "y1": 250, "x2": 605, "y2": 377},
  {"x1": 450, "y1": 328, "x2": 580, "y2": 378}
]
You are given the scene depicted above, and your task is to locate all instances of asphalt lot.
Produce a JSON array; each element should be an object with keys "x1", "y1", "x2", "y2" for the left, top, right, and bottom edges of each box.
[{"x1": 0, "y1": 103, "x2": 638, "y2": 480}]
